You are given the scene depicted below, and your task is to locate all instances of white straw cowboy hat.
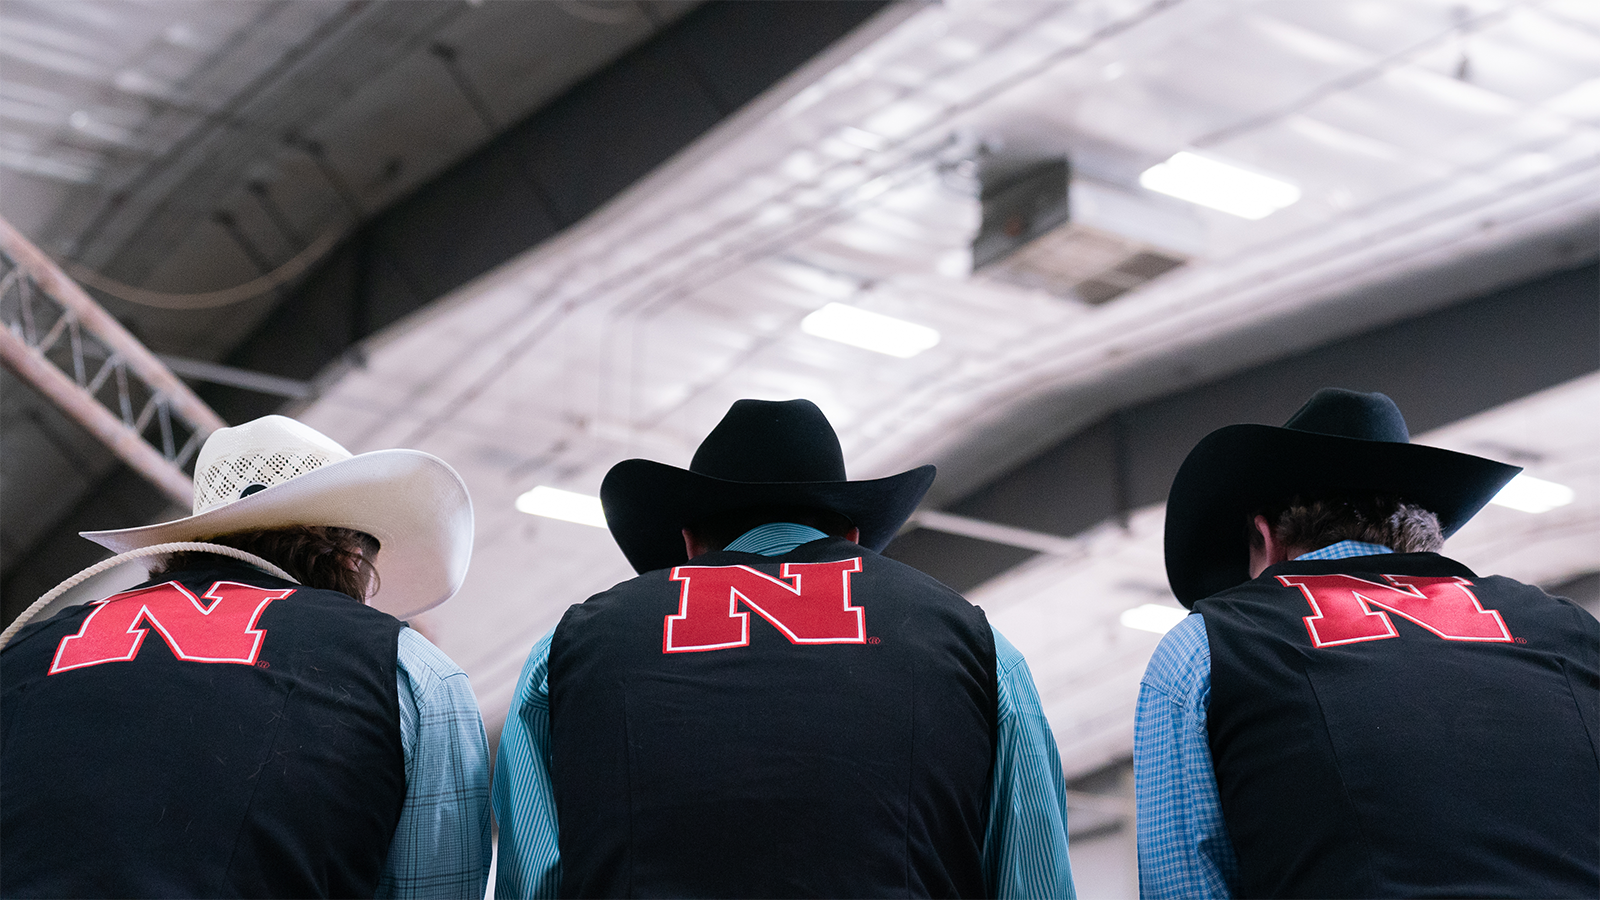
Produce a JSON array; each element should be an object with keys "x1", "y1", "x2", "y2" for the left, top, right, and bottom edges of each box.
[{"x1": 81, "y1": 416, "x2": 473, "y2": 619}]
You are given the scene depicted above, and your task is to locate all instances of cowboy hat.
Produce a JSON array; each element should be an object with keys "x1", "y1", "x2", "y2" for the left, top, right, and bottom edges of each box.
[
  {"x1": 601, "y1": 398, "x2": 935, "y2": 574},
  {"x1": 81, "y1": 416, "x2": 473, "y2": 619},
  {"x1": 1164, "y1": 388, "x2": 1519, "y2": 608}
]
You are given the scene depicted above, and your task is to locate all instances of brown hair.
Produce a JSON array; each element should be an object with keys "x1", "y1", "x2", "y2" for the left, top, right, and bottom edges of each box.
[
  {"x1": 686, "y1": 505, "x2": 857, "y2": 553},
  {"x1": 1248, "y1": 493, "x2": 1444, "y2": 557},
  {"x1": 154, "y1": 526, "x2": 381, "y2": 601}
]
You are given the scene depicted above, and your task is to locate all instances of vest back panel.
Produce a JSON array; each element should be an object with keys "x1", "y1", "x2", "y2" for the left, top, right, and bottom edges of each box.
[
  {"x1": 1198, "y1": 553, "x2": 1600, "y2": 899},
  {"x1": 549, "y1": 538, "x2": 998, "y2": 899},
  {"x1": 0, "y1": 560, "x2": 406, "y2": 899}
]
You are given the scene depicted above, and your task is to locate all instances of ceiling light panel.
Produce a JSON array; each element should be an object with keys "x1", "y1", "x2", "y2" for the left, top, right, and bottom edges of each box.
[
  {"x1": 1140, "y1": 152, "x2": 1302, "y2": 219},
  {"x1": 800, "y1": 302, "x2": 941, "y2": 358},
  {"x1": 515, "y1": 486, "x2": 608, "y2": 528},
  {"x1": 1489, "y1": 473, "x2": 1577, "y2": 514},
  {"x1": 1120, "y1": 603, "x2": 1190, "y2": 634}
]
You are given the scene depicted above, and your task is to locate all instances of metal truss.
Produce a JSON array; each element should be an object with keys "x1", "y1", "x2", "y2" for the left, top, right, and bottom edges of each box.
[{"x1": 0, "y1": 216, "x2": 226, "y2": 506}]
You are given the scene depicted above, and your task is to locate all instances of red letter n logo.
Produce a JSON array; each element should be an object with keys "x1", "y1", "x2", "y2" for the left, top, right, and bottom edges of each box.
[
  {"x1": 49, "y1": 581, "x2": 291, "y2": 674},
  {"x1": 1278, "y1": 574, "x2": 1514, "y2": 648},
  {"x1": 664, "y1": 558, "x2": 865, "y2": 653}
]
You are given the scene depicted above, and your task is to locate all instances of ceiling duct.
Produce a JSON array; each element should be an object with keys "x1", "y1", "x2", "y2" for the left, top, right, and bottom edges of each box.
[{"x1": 971, "y1": 156, "x2": 1190, "y2": 305}]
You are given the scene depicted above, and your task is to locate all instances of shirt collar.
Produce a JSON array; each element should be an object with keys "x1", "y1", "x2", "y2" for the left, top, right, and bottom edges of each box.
[
  {"x1": 1294, "y1": 539, "x2": 1394, "y2": 562},
  {"x1": 722, "y1": 522, "x2": 830, "y2": 556}
]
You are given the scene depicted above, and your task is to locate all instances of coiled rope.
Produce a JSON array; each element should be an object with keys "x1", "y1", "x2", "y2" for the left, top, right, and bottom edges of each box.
[
  {"x1": 0, "y1": 543, "x2": 298, "y2": 651},
  {"x1": 63, "y1": 228, "x2": 341, "y2": 310}
]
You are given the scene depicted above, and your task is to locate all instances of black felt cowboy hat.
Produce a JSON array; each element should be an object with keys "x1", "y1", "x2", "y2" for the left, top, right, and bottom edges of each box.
[
  {"x1": 1164, "y1": 388, "x2": 1520, "y2": 608},
  {"x1": 601, "y1": 398, "x2": 935, "y2": 574}
]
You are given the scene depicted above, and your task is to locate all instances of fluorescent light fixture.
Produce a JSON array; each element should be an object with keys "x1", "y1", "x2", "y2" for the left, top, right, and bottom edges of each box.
[
  {"x1": 1139, "y1": 151, "x2": 1300, "y2": 219},
  {"x1": 1488, "y1": 473, "x2": 1575, "y2": 514},
  {"x1": 800, "y1": 302, "x2": 940, "y2": 358},
  {"x1": 515, "y1": 485, "x2": 607, "y2": 528},
  {"x1": 1120, "y1": 603, "x2": 1189, "y2": 635}
]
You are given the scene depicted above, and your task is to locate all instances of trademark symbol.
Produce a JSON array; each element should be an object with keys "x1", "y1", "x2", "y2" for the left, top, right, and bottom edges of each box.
[
  {"x1": 867, "y1": 636, "x2": 881, "y2": 645},
  {"x1": 255, "y1": 660, "x2": 271, "y2": 668},
  {"x1": 1514, "y1": 637, "x2": 1527, "y2": 644}
]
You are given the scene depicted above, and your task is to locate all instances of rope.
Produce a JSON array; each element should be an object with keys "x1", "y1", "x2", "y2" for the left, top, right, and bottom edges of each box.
[
  {"x1": 61, "y1": 228, "x2": 342, "y2": 310},
  {"x1": 0, "y1": 543, "x2": 297, "y2": 651}
]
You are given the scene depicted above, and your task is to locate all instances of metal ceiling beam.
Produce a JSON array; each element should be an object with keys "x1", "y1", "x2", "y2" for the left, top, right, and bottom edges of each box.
[
  {"x1": 156, "y1": 355, "x2": 313, "y2": 400},
  {"x1": 0, "y1": 216, "x2": 226, "y2": 506}
]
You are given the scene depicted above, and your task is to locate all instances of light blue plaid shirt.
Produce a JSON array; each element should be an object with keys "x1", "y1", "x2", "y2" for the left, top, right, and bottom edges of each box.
[
  {"x1": 493, "y1": 524, "x2": 1076, "y2": 899},
  {"x1": 379, "y1": 627, "x2": 493, "y2": 899},
  {"x1": 1133, "y1": 541, "x2": 1392, "y2": 899}
]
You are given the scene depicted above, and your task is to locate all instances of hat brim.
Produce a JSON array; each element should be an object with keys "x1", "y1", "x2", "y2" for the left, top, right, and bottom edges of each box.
[
  {"x1": 1164, "y1": 425, "x2": 1519, "y2": 608},
  {"x1": 82, "y1": 450, "x2": 473, "y2": 620},
  {"x1": 601, "y1": 459, "x2": 935, "y2": 574}
]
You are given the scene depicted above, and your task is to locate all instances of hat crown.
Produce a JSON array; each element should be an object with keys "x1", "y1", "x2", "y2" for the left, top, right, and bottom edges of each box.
[
  {"x1": 192, "y1": 416, "x2": 353, "y2": 514},
  {"x1": 689, "y1": 399, "x2": 847, "y2": 484},
  {"x1": 1283, "y1": 388, "x2": 1410, "y2": 443}
]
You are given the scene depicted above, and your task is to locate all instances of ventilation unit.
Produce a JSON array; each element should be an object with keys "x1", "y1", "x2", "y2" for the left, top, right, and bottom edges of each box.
[{"x1": 970, "y1": 156, "x2": 1191, "y2": 305}]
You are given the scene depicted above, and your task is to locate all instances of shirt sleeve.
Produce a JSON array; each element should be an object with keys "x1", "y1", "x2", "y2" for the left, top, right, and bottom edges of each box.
[
  {"x1": 1133, "y1": 614, "x2": 1237, "y2": 900},
  {"x1": 492, "y1": 629, "x2": 560, "y2": 899},
  {"x1": 377, "y1": 627, "x2": 493, "y2": 900},
  {"x1": 982, "y1": 628, "x2": 1077, "y2": 899}
]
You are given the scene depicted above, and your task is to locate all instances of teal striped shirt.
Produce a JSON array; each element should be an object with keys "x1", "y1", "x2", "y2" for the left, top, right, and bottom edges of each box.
[{"x1": 493, "y1": 524, "x2": 1076, "y2": 898}]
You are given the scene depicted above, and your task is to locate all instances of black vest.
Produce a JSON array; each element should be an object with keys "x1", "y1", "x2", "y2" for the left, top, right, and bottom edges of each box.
[
  {"x1": 1197, "y1": 553, "x2": 1600, "y2": 899},
  {"x1": 549, "y1": 538, "x2": 998, "y2": 898},
  {"x1": 1, "y1": 560, "x2": 407, "y2": 899}
]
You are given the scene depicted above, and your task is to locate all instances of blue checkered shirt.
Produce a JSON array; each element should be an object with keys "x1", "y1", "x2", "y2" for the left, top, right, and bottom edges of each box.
[
  {"x1": 493, "y1": 524, "x2": 1076, "y2": 899},
  {"x1": 378, "y1": 627, "x2": 493, "y2": 899},
  {"x1": 1134, "y1": 541, "x2": 1392, "y2": 899}
]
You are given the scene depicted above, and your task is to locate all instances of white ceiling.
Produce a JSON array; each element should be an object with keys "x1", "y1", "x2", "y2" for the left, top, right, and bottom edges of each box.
[{"x1": 285, "y1": 0, "x2": 1600, "y2": 763}]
